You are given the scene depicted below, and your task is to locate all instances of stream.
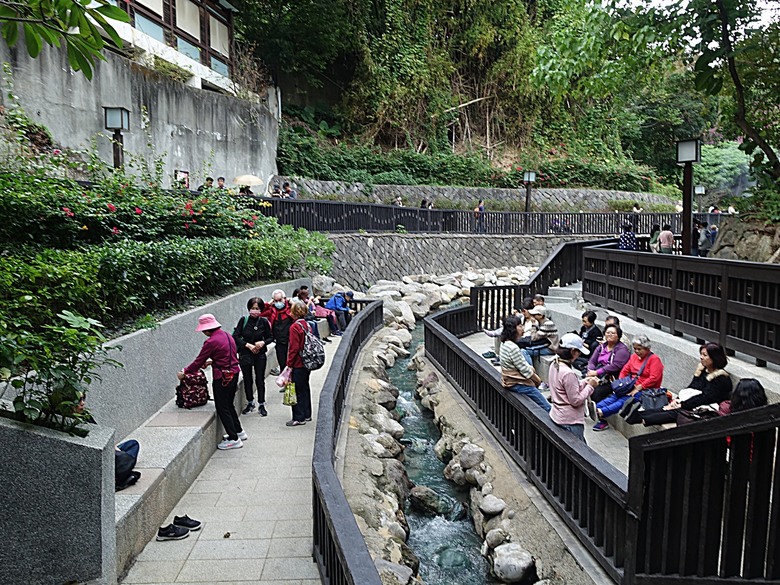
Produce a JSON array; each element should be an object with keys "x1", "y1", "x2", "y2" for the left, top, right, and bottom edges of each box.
[{"x1": 391, "y1": 324, "x2": 499, "y2": 585}]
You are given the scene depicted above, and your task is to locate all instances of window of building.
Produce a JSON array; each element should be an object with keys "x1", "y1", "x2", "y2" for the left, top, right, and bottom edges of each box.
[
  {"x1": 210, "y1": 56, "x2": 228, "y2": 77},
  {"x1": 177, "y1": 36, "x2": 201, "y2": 60},
  {"x1": 135, "y1": 13, "x2": 165, "y2": 43},
  {"x1": 176, "y1": 0, "x2": 200, "y2": 39},
  {"x1": 135, "y1": 0, "x2": 163, "y2": 15},
  {"x1": 209, "y1": 16, "x2": 229, "y2": 56}
]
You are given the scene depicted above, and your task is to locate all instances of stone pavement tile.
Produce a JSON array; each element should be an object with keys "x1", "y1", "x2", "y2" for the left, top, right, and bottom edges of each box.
[
  {"x1": 266, "y1": 537, "x2": 313, "y2": 558},
  {"x1": 271, "y1": 521, "x2": 312, "y2": 539},
  {"x1": 194, "y1": 465, "x2": 230, "y2": 481},
  {"x1": 188, "y1": 538, "x2": 271, "y2": 559},
  {"x1": 254, "y1": 477, "x2": 310, "y2": 493},
  {"x1": 288, "y1": 465, "x2": 311, "y2": 479},
  {"x1": 244, "y1": 501, "x2": 313, "y2": 521},
  {"x1": 121, "y1": 560, "x2": 184, "y2": 583},
  {"x1": 176, "y1": 491, "x2": 222, "y2": 508},
  {"x1": 188, "y1": 478, "x2": 259, "y2": 494},
  {"x1": 175, "y1": 559, "x2": 263, "y2": 582},
  {"x1": 230, "y1": 467, "x2": 287, "y2": 480},
  {"x1": 198, "y1": 520, "x2": 276, "y2": 540},
  {"x1": 135, "y1": 537, "x2": 197, "y2": 562},
  {"x1": 260, "y1": 557, "x2": 320, "y2": 581},
  {"x1": 178, "y1": 505, "x2": 246, "y2": 522}
]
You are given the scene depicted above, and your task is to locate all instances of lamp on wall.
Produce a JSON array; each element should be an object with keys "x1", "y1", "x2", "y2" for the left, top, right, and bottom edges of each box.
[
  {"x1": 103, "y1": 106, "x2": 130, "y2": 169},
  {"x1": 522, "y1": 170, "x2": 537, "y2": 214},
  {"x1": 676, "y1": 138, "x2": 701, "y2": 255}
]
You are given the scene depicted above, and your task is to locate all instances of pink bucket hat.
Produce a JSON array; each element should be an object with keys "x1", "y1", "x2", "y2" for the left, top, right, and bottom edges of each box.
[{"x1": 195, "y1": 313, "x2": 221, "y2": 332}]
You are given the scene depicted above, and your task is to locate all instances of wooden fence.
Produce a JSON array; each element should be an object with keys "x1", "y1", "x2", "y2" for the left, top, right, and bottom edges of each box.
[{"x1": 425, "y1": 302, "x2": 780, "y2": 584}]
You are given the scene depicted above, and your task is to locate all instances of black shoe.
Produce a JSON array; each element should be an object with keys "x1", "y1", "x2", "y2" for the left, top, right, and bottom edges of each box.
[
  {"x1": 173, "y1": 515, "x2": 202, "y2": 531},
  {"x1": 258, "y1": 405, "x2": 268, "y2": 417},
  {"x1": 241, "y1": 401, "x2": 255, "y2": 415},
  {"x1": 322, "y1": 337, "x2": 332, "y2": 343},
  {"x1": 618, "y1": 398, "x2": 637, "y2": 418},
  {"x1": 156, "y1": 524, "x2": 190, "y2": 541},
  {"x1": 624, "y1": 403, "x2": 644, "y2": 424}
]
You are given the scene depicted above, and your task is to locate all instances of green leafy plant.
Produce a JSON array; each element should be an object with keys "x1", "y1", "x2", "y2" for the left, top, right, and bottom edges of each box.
[
  {"x1": 0, "y1": 311, "x2": 121, "y2": 436},
  {"x1": 152, "y1": 57, "x2": 194, "y2": 84}
]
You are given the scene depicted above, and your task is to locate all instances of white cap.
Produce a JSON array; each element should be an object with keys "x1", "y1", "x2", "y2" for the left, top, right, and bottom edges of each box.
[{"x1": 560, "y1": 333, "x2": 590, "y2": 355}]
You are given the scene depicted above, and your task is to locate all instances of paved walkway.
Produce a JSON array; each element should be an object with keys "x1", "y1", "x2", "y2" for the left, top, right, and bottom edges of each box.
[{"x1": 120, "y1": 341, "x2": 342, "y2": 584}]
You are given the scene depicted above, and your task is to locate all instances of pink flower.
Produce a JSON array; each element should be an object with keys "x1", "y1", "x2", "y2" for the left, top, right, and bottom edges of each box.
[
  {"x1": 111, "y1": 227, "x2": 120, "y2": 235},
  {"x1": 135, "y1": 207, "x2": 143, "y2": 214},
  {"x1": 107, "y1": 203, "x2": 117, "y2": 212},
  {"x1": 62, "y1": 207, "x2": 75, "y2": 217},
  {"x1": 52, "y1": 148, "x2": 62, "y2": 156}
]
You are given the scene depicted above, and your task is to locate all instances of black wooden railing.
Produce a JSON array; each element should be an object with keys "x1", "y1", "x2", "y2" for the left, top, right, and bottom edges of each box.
[
  {"x1": 253, "y1": 196, "x2": 726, "y2": 235},
  {"x1": 472, "y1": 238, "x2": 616, "y2": 331},
  {"x1": 582, "y1": 247, "x2": 780, "y2": 367},
  {"x1": 425, "y1": 303, "x2": 780, "y2": 584},
  {"x1": 312, "y1": 300, "x2": 384, "y2": 585}
]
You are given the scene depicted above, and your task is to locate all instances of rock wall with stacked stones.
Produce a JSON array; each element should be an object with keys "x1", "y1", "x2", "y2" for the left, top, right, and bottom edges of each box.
[
  {"x1": 328, "y1": 233, "x2": 596, "y2": 289},
  {"x1": 274, "y1": 176, "x2": 674, "y2": 212}
]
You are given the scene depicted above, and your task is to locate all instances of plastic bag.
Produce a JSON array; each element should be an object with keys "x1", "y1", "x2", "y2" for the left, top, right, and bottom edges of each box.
[
  {"x1": 283, "y1": 382, "x2": 297, "y2": 406},
  {"x1": 275, "y1": 365, "x2": 292, "y2": 388}
]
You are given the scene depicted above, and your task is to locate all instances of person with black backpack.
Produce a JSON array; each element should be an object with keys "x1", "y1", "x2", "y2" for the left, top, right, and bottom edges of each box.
[
  {"x1": 285, "y1": 301, "x2": 323, "y2": 426},
  {"x1": 233, "y1": 297, "x2": 273, "y2": 417}
]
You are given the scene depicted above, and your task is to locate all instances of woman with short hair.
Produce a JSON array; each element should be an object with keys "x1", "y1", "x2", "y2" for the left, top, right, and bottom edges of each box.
[
  {"x1": 233, "y1": 297, "x2": 273, "y2": 416},
  {"x1": 498, "y1": 316, "x2": 550, "y2": 412},
  {"x1": 285, "y1": 301, "x2": 316, "y2": 426}
]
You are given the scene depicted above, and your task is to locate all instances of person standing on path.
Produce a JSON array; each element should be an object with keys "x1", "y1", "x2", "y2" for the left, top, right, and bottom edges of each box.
[
  {"x1": 286, "y1": 301, "x2": 313, "y2": 426},
  {"x1": 268, "y1": 289, "x2": 294, "y2": 375},
  {"x1": 233, "y1": 297, "x2": 273, "y2": 416},
  {"x1": 179, "y1": 314, "x2": 245, "y2": 450},
  {"x1": 658, "y1": 224, "x2": 674, "y2": 254},
  {"x1": 474, "y1": 199, "x2": 486, "y2": 233}
]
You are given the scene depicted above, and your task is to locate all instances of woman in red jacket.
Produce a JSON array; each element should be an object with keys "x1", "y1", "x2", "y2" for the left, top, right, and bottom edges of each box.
[
  {"x1": 286, "y1": 301, "x2": 314, "y2": 426},
  {"x1": 592, "y1": 334, "x2": 664, "y2": 432}
]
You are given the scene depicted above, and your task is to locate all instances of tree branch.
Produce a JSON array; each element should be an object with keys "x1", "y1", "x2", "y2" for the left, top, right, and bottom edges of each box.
[{"x1": 715, "y1": 0, "x2": 780, "y2": 180}]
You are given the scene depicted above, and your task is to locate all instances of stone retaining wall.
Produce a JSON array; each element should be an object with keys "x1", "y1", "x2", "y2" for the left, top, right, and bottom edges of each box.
[
  {"x1": 327, "y1": 233, "x2": 597, "y2": 289},
  {"x1": 274, "y1": 176, "x2": 674, "y2": 212}
]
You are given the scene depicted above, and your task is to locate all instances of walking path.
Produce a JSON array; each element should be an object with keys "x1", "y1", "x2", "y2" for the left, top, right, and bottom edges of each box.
[{"x1": 120, "y1": 342, "x2": 342, "y2": 584}]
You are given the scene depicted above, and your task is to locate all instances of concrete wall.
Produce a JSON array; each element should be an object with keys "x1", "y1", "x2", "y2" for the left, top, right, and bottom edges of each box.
[
  {"x1": 0, "y1": 42, "x2": 278, "y2": 188},
  {"x1": 91, "y1": 278, "x2": 308, "y2": 440},
  {"x1": 327, "y1": 233, "x2": 598, "y2": 289},
  {"x1": 0, "y1": 418, "x2": 116, "y2": 585},
  {"x1": 275, "y1": 175, "x2": 675, "y2": 212}
]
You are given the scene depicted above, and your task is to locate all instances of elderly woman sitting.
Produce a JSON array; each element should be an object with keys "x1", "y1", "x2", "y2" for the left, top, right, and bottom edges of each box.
[
  {"x1": 519, "y1": 305, "x2": 559, "y2": 365},
  {"x1": 591, "y1": 334, "x2": 664, "y2": 432},
  {"x1": 499, "y1": 315, "x2": 550, "y2": 412},
  {"x1": 632, "y1": 342, "x2": 732, "y2": 425}
]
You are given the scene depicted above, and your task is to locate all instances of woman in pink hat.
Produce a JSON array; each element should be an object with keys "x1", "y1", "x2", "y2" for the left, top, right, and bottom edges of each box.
[{"x1": 178, "y1": 314, "x2": 245, "y2": 450}]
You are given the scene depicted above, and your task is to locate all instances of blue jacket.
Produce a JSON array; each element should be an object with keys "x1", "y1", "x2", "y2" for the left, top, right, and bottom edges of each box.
[{"x1": 325, "y1": 293, "x2": 349, "y2": 311}]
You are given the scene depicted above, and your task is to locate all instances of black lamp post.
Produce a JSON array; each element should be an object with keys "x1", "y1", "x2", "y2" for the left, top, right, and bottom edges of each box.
[
  {"x1": 676, "y1": 139, "x2": 701, "y2": 256},
  {"x1": 103, "y1": 106, "x2": 130, "y2": 169},
  {"x1": 523, "y1": 170, "x2": 537, "y2": 213},
  {"x1": 695, "y1": 184, "x2": 705, "y2": 213}
]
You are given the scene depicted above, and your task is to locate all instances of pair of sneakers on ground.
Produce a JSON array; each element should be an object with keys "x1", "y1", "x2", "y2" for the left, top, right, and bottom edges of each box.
[
  {"x1": 156, "y1": 515, "x2": 202, "y2": 540},
  {"x1": 218, "y1": 429, "x2": 248, "y2": 450},
  {"x1": 241, "y1": 401, "x2": 267, "y2": 416}
]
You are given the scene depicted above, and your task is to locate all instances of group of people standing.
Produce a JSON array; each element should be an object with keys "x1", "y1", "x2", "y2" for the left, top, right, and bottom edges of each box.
[
  {"x1": 497, "y1": 306, "x2": 769, "y2": 443},
  {"x1": 178, "y1": 288, "x2": 355, "y2": 450}
]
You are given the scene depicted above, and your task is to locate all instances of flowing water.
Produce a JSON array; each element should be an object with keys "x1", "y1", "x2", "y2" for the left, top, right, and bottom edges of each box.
[{"x1": 390, "y1": 325, "x2": 499, "y2": 585}]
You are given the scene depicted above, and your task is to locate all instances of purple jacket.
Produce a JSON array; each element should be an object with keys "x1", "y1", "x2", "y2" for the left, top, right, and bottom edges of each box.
[
  {"x1": 587, "y1": 341, "x2": 630, "y2": 378},
  {"x1": 184, "y1": 329, "x2": 239, "y2": 380}
]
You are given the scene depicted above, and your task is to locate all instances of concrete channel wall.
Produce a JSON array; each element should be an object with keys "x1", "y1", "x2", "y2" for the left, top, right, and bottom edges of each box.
[{"x1": 327, "y1": 233, "x2": 598, "y2": 289}]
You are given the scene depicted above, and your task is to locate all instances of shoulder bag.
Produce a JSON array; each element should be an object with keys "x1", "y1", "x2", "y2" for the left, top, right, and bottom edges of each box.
[{"x1": 610, "y1": 357, "x2": 648, "y2": 397}]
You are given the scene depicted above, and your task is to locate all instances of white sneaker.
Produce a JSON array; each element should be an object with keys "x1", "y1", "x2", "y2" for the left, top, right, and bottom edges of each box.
[
  {"x1": 223, "y1": 431, "x2": 249, "y2": 441},
  {"x1": 217, "y1": 438, "x2": 243, "y2": 450}
]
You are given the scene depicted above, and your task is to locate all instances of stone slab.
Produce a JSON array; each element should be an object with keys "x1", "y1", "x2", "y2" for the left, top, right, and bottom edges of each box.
[{"x1": 147, "y1": 410, "x2": 214, "y2": 429}]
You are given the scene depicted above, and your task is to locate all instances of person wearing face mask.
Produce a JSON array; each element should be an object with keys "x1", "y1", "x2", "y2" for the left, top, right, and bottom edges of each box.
[
  {"x1": 233, "y1": 298, "x2": 273, "y2": 416},
  {"x1": 178, "y1": 314, "x2": 245, "y2": 450},
  {"x1": 267, "y1": 289, "x2": 293, "y2": 376}
]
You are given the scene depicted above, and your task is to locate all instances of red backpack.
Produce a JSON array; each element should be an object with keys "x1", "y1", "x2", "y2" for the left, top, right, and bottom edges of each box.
[{"x1": 176, "y1": 370, "x2": 209, "y2": 409}]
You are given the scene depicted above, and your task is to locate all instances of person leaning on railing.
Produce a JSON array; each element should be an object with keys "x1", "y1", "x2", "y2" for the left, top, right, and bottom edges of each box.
[
  {"x1": 658, "y1": 224, "x2": 674, "y2": 254},
  {"x1": 498, "y1": 315, "x2": 550, "y2": 412},
  {"x1": 628, "y1": 343, "x2": 732, "y2": 426}
]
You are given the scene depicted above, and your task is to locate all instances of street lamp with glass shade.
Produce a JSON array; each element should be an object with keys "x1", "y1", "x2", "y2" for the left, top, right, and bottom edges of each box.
[
  {"x1": 676, "y1": 138, "x2": 701, "y2": 255},
  {"x1": 522, "y1": 170, "x2": 537, "y2": 213},
  {"x1": 103, "y1": 106, "x2": 130, "y2": 169},
  {"x1": 695, "y1": 184, "x2": 706, "y2": 212}
]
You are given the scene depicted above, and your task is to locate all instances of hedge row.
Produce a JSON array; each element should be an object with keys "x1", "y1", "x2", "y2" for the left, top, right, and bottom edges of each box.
[{"x1": 0, "y1": 234, "x2": 334, "y2": 331}]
